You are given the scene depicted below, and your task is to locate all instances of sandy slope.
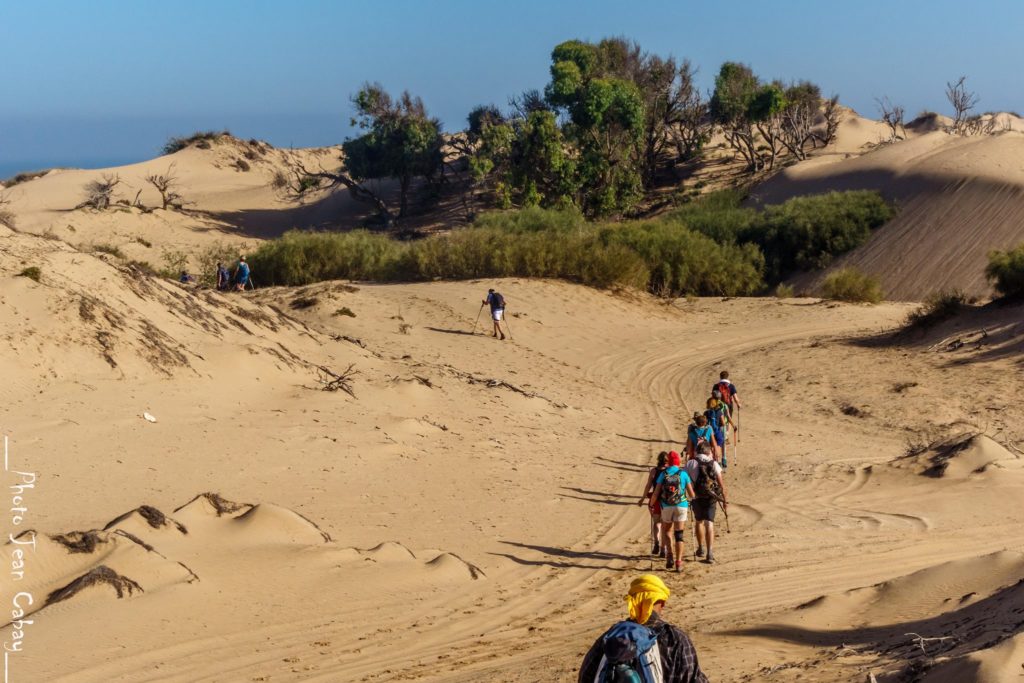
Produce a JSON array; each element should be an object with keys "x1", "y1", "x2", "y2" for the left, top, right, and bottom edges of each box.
[
  {"x1": 752, "y1": 121, "x2": 1024, "y2": 300},
  {"x1": 3, "y1": 221, "x2": 1023, "y2": 682}
]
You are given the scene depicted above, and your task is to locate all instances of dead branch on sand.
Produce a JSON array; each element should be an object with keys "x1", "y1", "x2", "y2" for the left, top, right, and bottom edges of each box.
[
  {"x1": 441, "y1": 364, "x2": 567, "y2": 408},
  {"x1": 46, "y1": 566, "x2": 143, "y2": 606},
  {"x1": 316, "y1": 364, "x2": 359, "y2": 397},
  {"x1": 905, "y1": 632, "x2": 954, "y2": 654}
]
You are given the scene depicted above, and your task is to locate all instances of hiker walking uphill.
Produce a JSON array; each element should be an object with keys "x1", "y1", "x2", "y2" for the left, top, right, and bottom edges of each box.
[
  {"x1": 704, "y1": 396, "x2": 731, "y2": 467},
  {"x1": 685, "y1": 443, "x2": 728, "y2": 564},
  {"x1": 483, "y1": 288, "x2": 507, "y2": 340},
  {"x1": 713, "y1": 371, "x2": 742, "y2": 455},
  {"x1": 234, "y1": 255, "x2": 251, "y2": 291},
  {"x1": 651, "y1": 452, "x2": 695, "y2": 573},
  {"x1": 687, "y1": 415, "x2": 720, "y2": 463},
  {"x1": 638, "y1": 452, "x2": 670, "y2": 558},
  {"x1": 578, "y1": 574, "x2": 710, "y2": 683}
]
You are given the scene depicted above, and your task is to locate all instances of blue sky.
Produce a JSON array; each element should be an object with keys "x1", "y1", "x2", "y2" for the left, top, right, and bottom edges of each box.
[{"x1": 2, "y1": 0, "x2": 1022, "y2": 176}]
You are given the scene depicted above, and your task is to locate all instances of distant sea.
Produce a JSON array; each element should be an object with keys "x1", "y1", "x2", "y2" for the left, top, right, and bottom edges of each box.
[{"x1": 0, "y1": 157, "x2": 148, "y2": 181}]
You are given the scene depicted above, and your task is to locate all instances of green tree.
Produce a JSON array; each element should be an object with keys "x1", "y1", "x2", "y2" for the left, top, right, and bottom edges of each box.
[
  {"x1": 710, "y1": 62, "x2": 762, "y2": 171},
  {"x1": 343, "y1": 83, "x2": 444, "y2": 219},
  {"x1": 546, "y1": 39, "x2": 645, "y2": 216}
]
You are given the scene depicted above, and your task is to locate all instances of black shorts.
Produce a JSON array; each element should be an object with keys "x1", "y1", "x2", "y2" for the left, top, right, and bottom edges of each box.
[{"x1": 691, "y1": 497, "x2": 717, "y2": 522}]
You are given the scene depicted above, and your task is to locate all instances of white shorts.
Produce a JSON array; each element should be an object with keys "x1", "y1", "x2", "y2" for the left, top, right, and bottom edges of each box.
[
  {"x1": 491, "y1": 309, "x2": 504, "y2": 322},
  {"x1": 660, "y1": 506, "x2": 689, "y2": 524}
]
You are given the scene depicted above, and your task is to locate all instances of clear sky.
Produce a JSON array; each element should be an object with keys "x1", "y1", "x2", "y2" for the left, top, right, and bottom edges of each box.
[{"x1": 2, "y1": 0, "x2": 1022, "y2": 177}]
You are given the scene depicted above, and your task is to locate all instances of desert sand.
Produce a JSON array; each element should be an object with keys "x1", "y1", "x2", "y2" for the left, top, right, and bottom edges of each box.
[{"x1": 2, "y1": 126, "x2": 1024, "y2": 683}]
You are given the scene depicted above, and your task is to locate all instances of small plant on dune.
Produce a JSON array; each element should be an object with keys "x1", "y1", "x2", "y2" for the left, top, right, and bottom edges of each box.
[
  {"x1": 76, "y1": 174, "x2": 121, "y2": 211},
  {"x1": 162, "y1": 130, "x2": 231, "y2": 155},
  {"x1": 334, "y1": 307, "x2": 356, "y2": 317},
  {"x1": 93, "y1": 243, "x2": 126, "y2": 259},
  {"x1": 135, "y1": 236, "x2": 152, "y2": 248},
  {"x1": 16, "y1": 266, "x2": 41, "y2": 282},
  {"x1": 1, "y1": 169, "x2": 53, "y2": 187},
  {"x1": 159, "y1": 248, "x2": 190, "y2": 279},
  {"x1": 904, "y1": 290, "x2": 968, "y2": 329},
  {"x1": 985, "y1": 243, "x2": 1024, "y2": 299},
  {"x1": 774, "y1": 283, "x2": 795, "y2": 298},
  {"x1": 0, "y1": 190, "x2": 15, "y2": 229},
  {"x1": 234, "y1": 158, "x2": 251, "y2": 172},
  {"x1": 822, "y1": 267, "x2": 883, "y2": 303}
]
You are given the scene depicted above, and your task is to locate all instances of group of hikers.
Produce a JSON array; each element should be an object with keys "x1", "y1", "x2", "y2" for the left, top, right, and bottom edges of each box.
[
  {"x1": 577, "y1": 373, "x2": 741, "y2": 682},
  {"x1": 639, "y1": 371, "x2": 740, "y2": 571},
  {"x1": 177, "y1": 255, "x2": 251, "y2": 290}
]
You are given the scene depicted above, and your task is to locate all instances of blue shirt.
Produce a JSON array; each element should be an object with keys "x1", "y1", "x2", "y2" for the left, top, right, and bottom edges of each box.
[
  {"x1": 237, "y1": 262, "x2": 250, "y2": 282},
  {"x1": 655, "y1": 466, "x2": 691, "y2": 508}
]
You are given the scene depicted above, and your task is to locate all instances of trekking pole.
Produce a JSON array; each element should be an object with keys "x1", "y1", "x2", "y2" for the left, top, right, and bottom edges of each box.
[
  {"x1": 471, "y1": 303, "x2": 484, "y2": 335},
  {"x1": 504, "y1": 309, "x2": 513, "y2": 341},
  {"x1": 718, "y1": 497, "x2": 731, "y2": 534}
]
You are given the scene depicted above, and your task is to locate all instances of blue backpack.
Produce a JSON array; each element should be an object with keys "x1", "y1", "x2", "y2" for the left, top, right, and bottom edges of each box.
[{"x1": 597, "y1": 621, "x2": 664, "y2": 683}]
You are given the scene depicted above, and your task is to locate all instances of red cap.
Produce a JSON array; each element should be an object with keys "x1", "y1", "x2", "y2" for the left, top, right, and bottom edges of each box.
[{"x1": 668, "y1": 451, "x2": 681, "y2": 466}]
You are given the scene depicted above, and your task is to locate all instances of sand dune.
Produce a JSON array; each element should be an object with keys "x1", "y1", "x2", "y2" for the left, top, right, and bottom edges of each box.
[{"x1": 753, "y1": 125, "x2": 1024, "y2": 300}]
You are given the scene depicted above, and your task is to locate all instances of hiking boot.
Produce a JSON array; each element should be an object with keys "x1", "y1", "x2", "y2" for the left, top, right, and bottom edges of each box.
[
  {"x1": 665, "y1": 553, "x2": 674, "y2": 570},
  {"x1": 695, "y1": 546, "x2": 705, "y2": 558},
  {"x1": 705, "y1": 552, "x2": 716, "y2": 564},
  {"x1": 500, "y1": 334, "x2": 506, "y2": 340},
  {"x1": 651, "y1": 541, "x2": 661, "y2": 556}
]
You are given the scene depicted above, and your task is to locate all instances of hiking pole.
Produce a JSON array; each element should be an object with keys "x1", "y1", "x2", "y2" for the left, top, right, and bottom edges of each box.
[
  {"x1": 504, "y1": 309, "x2": 513, "y2": 341},
  {"x1": 718, "y1": 497, "x2": 731, "y2": 534},
  {"x1": 471, "y1": 305, "x2": 487, "y2": 335}
]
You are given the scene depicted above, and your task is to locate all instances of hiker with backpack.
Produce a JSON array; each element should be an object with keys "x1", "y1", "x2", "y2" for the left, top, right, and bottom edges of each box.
[
  {"x1": 687, "y1": 415, "x2": 719, "y2": 464},
  {"x1": 650, "y1": 451, "x2": 696, "y2": 573},
  {"x1": 577, "y1": 574, "x2": 710, "y2": 683},
  {"x1": 704, "y1": 396, "x2": 731, "y2": 467},
  {"x1": 216, "y1": 261, "x2": 231, "y2": 291},
  {"x1": 483, "y1": 288, "x2": 507, "y2": 340},
  {"x1": 685, "y1": 442, "x2": 728, "y2": 564},
  {"x1": 713, "y1": 371, "x2": 742, "y2": 453},
  {"x1": 638, "y1": 452, "x2": 670, "y2": 558}
]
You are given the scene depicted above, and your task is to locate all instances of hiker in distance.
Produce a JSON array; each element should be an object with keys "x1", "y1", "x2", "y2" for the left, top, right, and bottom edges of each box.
[
  {"x1": 650, "y1": 451, "x2": 696, "y2": 573},
  {"x1": 216, "y1": 261, "x2": 231, "y2": 290},
  {"x1": 577, "y1": 574, "x2": 709, "y2": 683},
  {"x1": 638, "y1": 451, "x2": 670, "y2": 557},
  {"x1": 234, "y1": 255, "x2": 251, "y2": 291},
  {"x1": 685, "y1": 442, "x2": 728, "y2": 564},
  {"x1": 713, "y1": 371, "x2": 742, "y2": 457},
  {"x1": 483, "y1": 288, "x2": 507, "y2": 340},
  {"x1": 704, "y1": 395, "x2": 731, "y2": 467}
]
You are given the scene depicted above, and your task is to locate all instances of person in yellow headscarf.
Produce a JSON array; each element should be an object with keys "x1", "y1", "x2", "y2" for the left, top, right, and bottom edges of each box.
[{"x1": 577, "y1": 575, "x2": 709, "y2": 682}]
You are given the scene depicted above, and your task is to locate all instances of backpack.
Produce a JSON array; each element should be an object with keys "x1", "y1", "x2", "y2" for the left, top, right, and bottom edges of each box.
[
  {"x1": 695, "y1": 460, "x2": 722, "y2": 500},
  {"x1": 659, "y1": 470, "x2": 683, "y2": 506},
  {"x1": 596, "y1": 621, "x2": 664, "y2": 683},
  {"x1": 491, "y1": 292, "x2": 505, "y2": 309},
  {"x1": 715, "y1": 381, "x2": 734, "y2": 406}
]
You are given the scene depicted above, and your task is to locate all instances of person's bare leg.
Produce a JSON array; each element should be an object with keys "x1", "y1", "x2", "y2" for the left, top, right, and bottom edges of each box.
[
  {"x1": 674, "y1": 521, "x2": 685, "y2": 570},
  {"x1": 695, "y1": 521, "x2": 706, "y2": 555},
  {"x1": 661, "y1": 522, "x2": 674, "y2": 566}
]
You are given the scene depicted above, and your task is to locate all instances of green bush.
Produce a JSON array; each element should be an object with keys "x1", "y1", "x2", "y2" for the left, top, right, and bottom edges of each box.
[
  {"x1": 162, "y1": 130, "x2": 231, "y2": 155},
  {"x1": 822, "y1": 267, "x2": 883, "y2": 303},
  {"x1": 774, "y1": 283, "x2": 795, "y2": 298},
  {"x1": 985, "y1": 243, "x2": 1024, "y2": 299},
  {"x1": 748, "y1": 191, "x2": 894, "y2": 282},
  {"x1": 905, "y1": 290, "x2": 968, "y2": 329}
]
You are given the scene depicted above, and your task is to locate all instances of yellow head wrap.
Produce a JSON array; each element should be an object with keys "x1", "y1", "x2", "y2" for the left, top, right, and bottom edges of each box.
[{"x1": 625, "y1": 574, "x2": 670, "y2": 625}]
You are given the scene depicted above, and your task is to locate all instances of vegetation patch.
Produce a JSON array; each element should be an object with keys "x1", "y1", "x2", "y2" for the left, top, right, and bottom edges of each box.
[
  {"x1": 904, "y1": 290, "x2": 968, "y2": 329},
  {"x1": 16, "y1": 266, "x2": 41, "y2": 282},
  {"x1": 822, "y1": 267, "x2": 883, "y2": 303},
  {"x1": 985, "y1": 243, "x2": 1024, "y2": 299},
  {"x1": 162, "y1": 130, "x2": 232, "y2": 155}
]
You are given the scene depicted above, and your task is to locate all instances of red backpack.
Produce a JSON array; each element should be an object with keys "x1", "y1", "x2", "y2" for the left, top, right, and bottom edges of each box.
[{"x1": 714, "y1": 380, "x2": 734, "y2": 406}]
